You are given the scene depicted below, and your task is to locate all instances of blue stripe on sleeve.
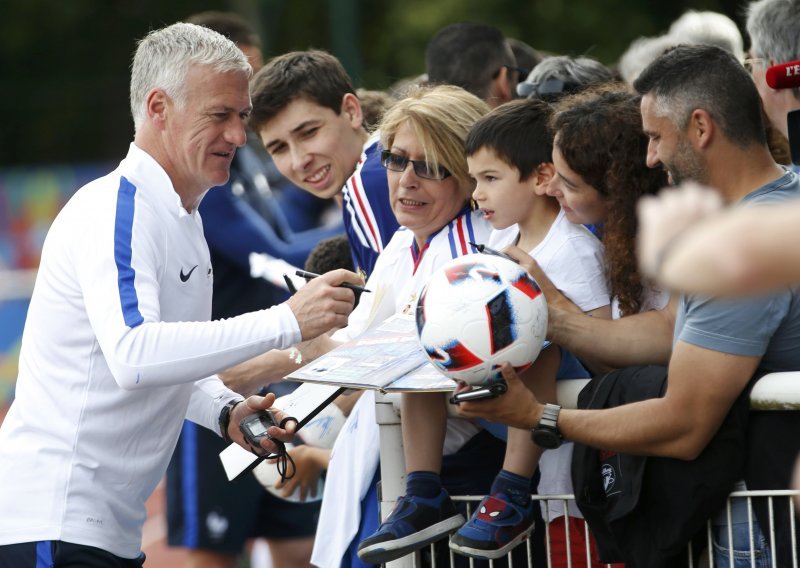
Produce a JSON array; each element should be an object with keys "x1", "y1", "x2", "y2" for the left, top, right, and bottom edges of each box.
[
  {"x1": 114, "y1": 177, "x2": 144, "y2": 328},
  {"x1": 35, "y1": 541, "x2": 53, "y2": 567}
]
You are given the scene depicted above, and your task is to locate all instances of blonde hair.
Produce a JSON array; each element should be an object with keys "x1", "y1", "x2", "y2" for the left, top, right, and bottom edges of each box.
[{"x1": 378, "y1": 85, "x2": 490, "y2": 199}]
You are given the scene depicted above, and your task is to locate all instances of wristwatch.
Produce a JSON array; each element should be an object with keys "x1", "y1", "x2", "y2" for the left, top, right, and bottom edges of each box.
[
  {"x1": 218, "y1": 399, "x2": 243, "y2": 444},
  {"x1": 531, "y1": 403, "x2": 563, "y2": 449}
]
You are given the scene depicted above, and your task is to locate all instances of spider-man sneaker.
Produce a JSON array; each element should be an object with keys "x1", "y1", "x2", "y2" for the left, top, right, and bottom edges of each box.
[
  {"x1": 449, "y1": 492, "x2": 535, "y2": 559},
  {"x1": 357, "y1": 490, "x2": 465, "y2": 564}
]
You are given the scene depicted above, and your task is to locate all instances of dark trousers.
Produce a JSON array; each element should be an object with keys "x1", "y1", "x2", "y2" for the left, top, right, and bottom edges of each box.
[{"x1": 0, "y1": 540, "x2": 145, "y2": 568}]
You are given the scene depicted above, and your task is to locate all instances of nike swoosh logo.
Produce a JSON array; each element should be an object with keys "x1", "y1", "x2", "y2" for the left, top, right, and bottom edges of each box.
[{"x1": 180, "y1": 265, "x2": 198, "y2": 282}]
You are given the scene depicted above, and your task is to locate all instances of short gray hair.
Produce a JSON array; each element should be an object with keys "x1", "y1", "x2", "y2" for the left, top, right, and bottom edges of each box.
[
  {"x1": 668, "y1": 10, "x2": 744, "y2": 61},
  {"x1": 130, "y1": 22, "x2": 250, "y2": 130},
  {"x1": 747, "y1": 0, "x2": 800, "y2": 99},
  {"x1": 517, "y1": 55, "x2": 614, "y2": 102},
  {"x1": 633, "y1": 45, "x2": 766, "y2": 150},
  {"x1": 618, "y1": 35, "x2": 679, "y2": 85},
  {"x1": 526, "y1": 55, "x2": 612, "y2": 88}
]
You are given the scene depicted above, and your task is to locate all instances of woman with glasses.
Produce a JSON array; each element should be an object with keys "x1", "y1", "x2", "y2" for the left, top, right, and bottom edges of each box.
[{"x1": 310, "y1": 84, "x2": 506, "y2": 568}]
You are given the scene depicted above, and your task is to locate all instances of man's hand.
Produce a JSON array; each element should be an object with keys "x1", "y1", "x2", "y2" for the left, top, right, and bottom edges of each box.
[
  {"x1": 504, "y1": 245, "x2": 581, "y2": 314},
  {"x1": 228, "y1": 393, "x2": 297, "y2": 455},
  {"x1": 286, "y1": 269, "x2": 364, "y2": 340},
  {"x1": 503, "y1": 245, "x2": 582, "y2": 340},
  {"x1": 453, "y1": 363, "x2": 542, "y2": 430},
  {"x1": 637, "y1": 182, "x2": 723, "y2": 281}
]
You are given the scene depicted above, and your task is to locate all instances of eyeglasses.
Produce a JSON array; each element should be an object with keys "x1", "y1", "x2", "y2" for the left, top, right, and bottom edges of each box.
[
  {"x1": 744, "y1": 57, "x2": 769, "y2": 73},
  {"x1": 380, "y1": 150, "x2": 452, "y2": 180}
]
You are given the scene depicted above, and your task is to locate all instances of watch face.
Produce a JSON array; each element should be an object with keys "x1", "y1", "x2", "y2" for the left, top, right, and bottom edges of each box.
[{"x1": 532, "y1": 427, "x2": 562, "y2": 449}]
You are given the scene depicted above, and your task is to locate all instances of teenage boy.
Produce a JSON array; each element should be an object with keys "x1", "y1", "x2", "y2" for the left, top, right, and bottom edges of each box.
[
  {"x1": 249, "y1": 50, "x2": 399, "y2": 278},
  {"x1": 357, "y1": 98, "x2": 610, "y2": 563}
]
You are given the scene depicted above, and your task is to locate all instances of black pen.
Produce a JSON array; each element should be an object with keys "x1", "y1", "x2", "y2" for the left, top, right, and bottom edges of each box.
[
  {"x1": 282, "y1": 273, "x2": 298, "y2": 295},
  {"x1": 468, "y1": 242, "x2": 519, "y2": 264},
  {"x1": 295, "y1": 269, "x2": 371, "y2": 293}
]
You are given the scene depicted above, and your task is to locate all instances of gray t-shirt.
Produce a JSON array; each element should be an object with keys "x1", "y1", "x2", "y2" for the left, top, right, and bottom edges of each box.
[{"x1": 673, "y1": 169, "x2": 800, "y2": 371}]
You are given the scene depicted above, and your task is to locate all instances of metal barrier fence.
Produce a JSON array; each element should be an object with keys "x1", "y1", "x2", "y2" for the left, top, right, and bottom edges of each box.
[
  {"x1": 387, "y1": 489, "x2": 799, "y2": 568},
  {"x1": 375, "y1": 374, "x2": 800, "y2": 568}
]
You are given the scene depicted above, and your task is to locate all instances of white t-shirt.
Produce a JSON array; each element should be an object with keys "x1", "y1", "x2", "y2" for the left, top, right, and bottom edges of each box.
[
  {"x1": 0, "y1": 144, "x2": 301, "y2": 558},
  {"x1": 312, "y1": 210, "x2": 492, "y2": 568},
  {"x1": 488, "y1": 210, "x2": 609, "y2": 312},
  {"x1": 490, "y1": 210, "x2": 610, "y2": 522}
]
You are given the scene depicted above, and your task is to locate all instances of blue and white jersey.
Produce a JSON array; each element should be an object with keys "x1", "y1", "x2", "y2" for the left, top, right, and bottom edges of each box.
[
  {"x1": 341, "y1": 133, "x2": 399, "y2": 277},
  {"x1": 337, "y1": 208, "x2": 489, "y2": 340},
  {"x1": 0, "y1": 144, "x2": 301, "y2": 558}
]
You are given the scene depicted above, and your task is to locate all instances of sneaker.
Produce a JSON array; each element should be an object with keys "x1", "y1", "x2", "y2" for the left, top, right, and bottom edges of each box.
[
  {"x1": 357, "y1": 490, "x2": 465, "y2": 564},
  {"x1": 449, "y1": 492, "x2": 535, "y2": 559}
]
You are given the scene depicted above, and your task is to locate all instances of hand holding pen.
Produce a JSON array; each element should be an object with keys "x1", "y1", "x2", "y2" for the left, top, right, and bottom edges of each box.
[
  {"x1": 285, "y1": 269, "x2": 366, "y2": 340},
  {"x1": 295, "y1": 270, "x2": 370, "y2": 294},
  {"x1": 282, "y1": 271, "x2": 370, "y2": 296}
]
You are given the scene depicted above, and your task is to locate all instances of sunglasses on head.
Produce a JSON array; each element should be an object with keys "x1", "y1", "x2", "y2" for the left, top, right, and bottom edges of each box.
[{"x1": 380, "y1": 150, "x2": 452, "y2": 180}]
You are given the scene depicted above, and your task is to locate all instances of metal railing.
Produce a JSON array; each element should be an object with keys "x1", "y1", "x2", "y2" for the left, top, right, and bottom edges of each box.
[
  {"x1": 382, "y1": 489, "x2": 798, "y2": 568},
  {"x1": 375, "y1": 374, "x2": 800, "y2": 567}
]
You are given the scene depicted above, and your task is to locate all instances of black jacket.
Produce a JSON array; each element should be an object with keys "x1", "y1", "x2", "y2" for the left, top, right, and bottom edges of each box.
[{"x1": 570, "y1": 365, "x2": 753, "y2": 567}]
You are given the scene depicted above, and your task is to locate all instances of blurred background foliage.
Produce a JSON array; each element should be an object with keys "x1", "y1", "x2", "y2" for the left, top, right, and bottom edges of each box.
[{"x1": 1, "y1": 0, "x2": 747, "y2": 167}]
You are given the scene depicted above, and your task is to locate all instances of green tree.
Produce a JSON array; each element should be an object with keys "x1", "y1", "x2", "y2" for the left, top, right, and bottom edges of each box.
[{"x1": 0, "y1": 0, "x2": 748, "y2": 166}]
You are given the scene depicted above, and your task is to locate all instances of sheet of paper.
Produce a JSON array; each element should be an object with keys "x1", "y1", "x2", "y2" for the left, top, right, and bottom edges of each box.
[
  {"x1": 219, "y1": 442, "x2": 259, "y2": 481},
  {"x1": 286, "y1": 314, "x2": 428, "y2": 390},
  {"x1": 272, "y1": 382, "x2": 343, "y2": 418}
]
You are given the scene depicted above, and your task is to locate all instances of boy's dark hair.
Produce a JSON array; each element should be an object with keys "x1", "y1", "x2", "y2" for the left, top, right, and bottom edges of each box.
[
  {"x1": 304, "y1": 235, "x2": 354, "y2": 275},
  {"x1": 425, "y1": 22, "x2": 515, "y2": 100},
  {"x1": 186, "y1": 11, "x2": 260, "y2": 47},
  {"x1": 250, "y1": 50, "x2": 356, "y2": 133},
  {"x1": 465, "y1": 98, "x2": 553, "y2": 181},
  {"x1": 633, "y1": 44, "x2": 766, "y2": 149}
]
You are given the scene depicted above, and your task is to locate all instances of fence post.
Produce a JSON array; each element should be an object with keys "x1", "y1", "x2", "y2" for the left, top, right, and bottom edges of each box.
[{"x1": 375, "y1": 392, "x2": 417, "y2": 567}]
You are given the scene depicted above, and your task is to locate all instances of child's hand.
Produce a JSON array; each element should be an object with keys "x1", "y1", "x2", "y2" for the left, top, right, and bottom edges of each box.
[{"x1": 272, "y1": 445, "x2": 330, "y2": 501}]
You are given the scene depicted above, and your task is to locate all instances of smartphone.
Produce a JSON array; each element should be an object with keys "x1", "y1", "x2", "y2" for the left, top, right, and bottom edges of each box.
[{"x1": 449, "y1": 381, "x2": 508, "y2": 404}]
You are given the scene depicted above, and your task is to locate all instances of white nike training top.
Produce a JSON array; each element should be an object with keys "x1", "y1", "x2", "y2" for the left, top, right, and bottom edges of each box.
[{"x1": 0, "y1": 144, "x2": 301, "y2": 558}]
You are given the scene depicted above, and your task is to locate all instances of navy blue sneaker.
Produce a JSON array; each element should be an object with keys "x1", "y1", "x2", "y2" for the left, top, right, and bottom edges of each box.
[
  {"x1": 357, "y1": 490, "x2": 465, "y2": 564},
  {"x1": 449, "y1": 492, "x2": 535, "y2": 559}
]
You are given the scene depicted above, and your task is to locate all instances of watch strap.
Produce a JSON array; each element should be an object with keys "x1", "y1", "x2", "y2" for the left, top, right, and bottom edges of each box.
[
  {"x1": 531, "y1": 403, "x2": 563, "y2": 449},
  {"x1": 218, "y1": 399, "x2": 243, "y2": 444},
  {"x1": 539, "y1": 403, "x2": 561, "y2": 429}
]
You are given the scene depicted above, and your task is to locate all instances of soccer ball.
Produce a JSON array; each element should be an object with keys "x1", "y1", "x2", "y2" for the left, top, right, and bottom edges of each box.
[{"x1": 415, "y1": 254, "x2": 548, "y2": 386}]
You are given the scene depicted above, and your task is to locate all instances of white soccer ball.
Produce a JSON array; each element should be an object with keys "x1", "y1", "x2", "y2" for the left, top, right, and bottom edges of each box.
[{"x1": 415, "y1": 254, "x2": 548, "y2": 386}]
